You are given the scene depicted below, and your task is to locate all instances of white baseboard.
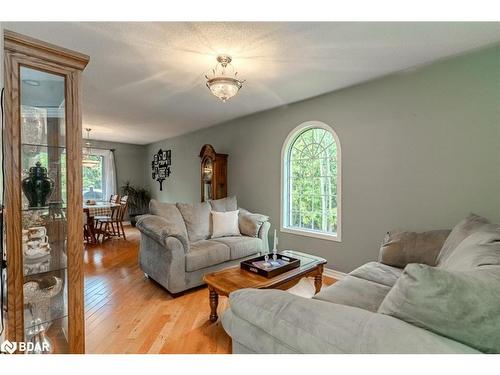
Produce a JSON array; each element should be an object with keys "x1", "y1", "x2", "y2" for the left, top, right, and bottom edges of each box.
[{"x1": 323, "y1": 267, "x2": 347, "y2": 280}]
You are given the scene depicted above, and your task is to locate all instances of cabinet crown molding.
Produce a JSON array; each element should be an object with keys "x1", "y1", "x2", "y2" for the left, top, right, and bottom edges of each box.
[{"x1": 4, "y1": 29, "x2": 90, "y2": 70}]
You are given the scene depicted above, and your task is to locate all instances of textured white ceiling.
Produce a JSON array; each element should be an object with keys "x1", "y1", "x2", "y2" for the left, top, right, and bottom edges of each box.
[{"x1": 4, "y1": 22, "x2": 500, "y2": 144}]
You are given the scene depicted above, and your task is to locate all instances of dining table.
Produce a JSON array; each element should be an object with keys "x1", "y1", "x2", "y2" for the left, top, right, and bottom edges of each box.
[{"x1": 83, "y1": 201, "x2": 120, "y2": 243}]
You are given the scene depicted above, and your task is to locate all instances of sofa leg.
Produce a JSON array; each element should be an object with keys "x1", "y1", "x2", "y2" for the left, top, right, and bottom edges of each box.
[
  {"x1": 144, "y1": 273, "x2": 149, "y2": 279},
  {"x1": 209, "y1": 287, "x2": 219, "y2": 323}
]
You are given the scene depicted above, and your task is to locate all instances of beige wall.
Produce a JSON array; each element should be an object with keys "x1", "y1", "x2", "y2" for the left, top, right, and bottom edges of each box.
[{"x1": 149, "y1": 44, "x2": 500, "y2": 272}]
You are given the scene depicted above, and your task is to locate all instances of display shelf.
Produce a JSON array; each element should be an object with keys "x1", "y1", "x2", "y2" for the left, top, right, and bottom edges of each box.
[
  {"x1": 21, "y1": 144, "x2": 67, "y2": 168},
  {"x1": 24, "y1": 313, "x2": 69, "y2": 334},
  {"x1": 21, "y1": 143, "x2": 67, "y2": 150},
  {"x1": 23, "y1": 269, "x2": 68, "y2": 331},
  {"x1": 23, "y1": 242, "x2": 67, "y2": 277},
  {"x1": 24, "y1": 316, "x2": 69, "y2": 354},
  {"x1": 22, "y1": 205, "x2": 68, "y2": 277},
  {"x1": 21, "y1": 204, "x2": 67, "y2": 212},
  {"x1": 24, "y1": 264, "x2": 68, "y2": 279}
]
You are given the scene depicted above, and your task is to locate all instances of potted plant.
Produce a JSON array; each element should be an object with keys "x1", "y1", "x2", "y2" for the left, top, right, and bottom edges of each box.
[{"x1": 120, "y1": 181, "x2": 151, "y2": 226}]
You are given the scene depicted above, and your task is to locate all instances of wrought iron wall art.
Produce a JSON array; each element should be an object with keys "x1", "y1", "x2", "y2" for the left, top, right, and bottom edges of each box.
[{"x1": 151, "y1": 149, "x2": 171, "y2": 191}]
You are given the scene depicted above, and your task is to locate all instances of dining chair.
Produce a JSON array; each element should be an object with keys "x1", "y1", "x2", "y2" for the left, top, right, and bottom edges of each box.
[
  {"x1": 83, "y1": 212, "x2": 92, "y2": 243},
  {"x1": 109, "y1": 194, "x2": 120, "y2": 204},
  {"x1": 93, "y1": 194, "x2": 120, "y2": 240},
  {"x1": 96, "y1": 195, "x2": 129, "y2": 240}
]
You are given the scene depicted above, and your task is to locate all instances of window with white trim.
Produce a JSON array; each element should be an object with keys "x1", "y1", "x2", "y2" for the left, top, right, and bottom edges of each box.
[
  {"x1": 83, "y1": 154, "x2": 105, "y2": 200},
  {"x1": 281, "y1": 122, "x2": 341, "y2": 241}
]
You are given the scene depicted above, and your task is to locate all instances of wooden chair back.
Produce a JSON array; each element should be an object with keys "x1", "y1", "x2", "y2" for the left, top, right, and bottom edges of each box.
[
  {"x1": 109, "y1": 194, "x2": 120, "y2": 204},
  {"x1": 118, "y1": 195, "x2": 129, "y2": 221}
]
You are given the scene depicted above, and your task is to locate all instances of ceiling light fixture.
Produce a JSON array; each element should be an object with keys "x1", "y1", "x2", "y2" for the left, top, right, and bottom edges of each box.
[
  {"x1": 205, "y1": 54, "x2": 244, "y2": 102},
  {"x1": 82, "y1": 128, "x2": 100, "y2": 168}
]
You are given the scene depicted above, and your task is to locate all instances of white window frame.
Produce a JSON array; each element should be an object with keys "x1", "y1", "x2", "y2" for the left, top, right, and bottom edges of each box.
[{"x1": 280, "y1": 121, "x2": 342, "y2": 242}]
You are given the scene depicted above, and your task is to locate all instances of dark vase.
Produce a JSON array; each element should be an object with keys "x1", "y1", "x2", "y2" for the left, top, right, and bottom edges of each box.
[{"x1": 22, "y1": 162, "x2": 55, "y2": 208}]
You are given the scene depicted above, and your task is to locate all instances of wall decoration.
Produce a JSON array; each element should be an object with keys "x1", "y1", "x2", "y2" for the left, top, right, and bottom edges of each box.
[{"x1": 151, "y1": 149, "x2": 171, "y2": 191}]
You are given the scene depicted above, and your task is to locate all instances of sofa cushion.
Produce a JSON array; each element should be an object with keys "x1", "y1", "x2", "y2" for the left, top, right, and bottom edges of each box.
[
  {"x1": 379, "y1": 230, "x2": 450, "y2": 268},
  {"x1": 212, "y1": 236, "x2": 262, "y2": 260},
  {"x1": 211, "y1": 210, "x2": 241, "y2": 238},
  {"x1": 238, "y1": 208, "x2": 269, "y2": 238},
  {"x1": 350, "y1": 262, "x2": 403, "y2": 287},
  {"x1": 313, "y1": 275, "x2": 391, "y2": 312},
  {"x1": 176, "y1": 202, "x2": 211, "y2": 242},
  {"x1": 209, "y1": 196, "x2": 237, "y2": 212},
  {"x1": 149, "y1": 199, "x2": 188, "y2": 241},
  {"x1": 185, "y1": 240, "x2": 231, "y2": 272},
  {"x1": 436, "y1": 213, "x2": 492, "y2": 266},
  {"x1": 378, "y1": 263, "x2": 500, "y2": 353},
  {"x1": 224, "y1": 289, "x2": 479, "y2": 354},
  {"x1": 439, "y1": 230, "x2": 500, "y2": 272}
]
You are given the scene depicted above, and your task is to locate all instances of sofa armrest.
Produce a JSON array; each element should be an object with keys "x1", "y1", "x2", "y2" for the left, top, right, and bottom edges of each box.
[
  {"x1": 136, "y1": 214, "x2": 189, "y2": 252},
  {"x1": 238, "y1": 207, "x2": 268, "y2": 232},
  {"x1": 222, "y1": 289, "x2": 478, "y2": 354},
  {"x1": 378, "y1": 229, "x2": 451, "y2": 268},
  {"x1": 237, "y1": 207, "x2": 270, "y2": 251},
  {"x1": 258, "y1": 221, "x2": 270, "y2": 252}
]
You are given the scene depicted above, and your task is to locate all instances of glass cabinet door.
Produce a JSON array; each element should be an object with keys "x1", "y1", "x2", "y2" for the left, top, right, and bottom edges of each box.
[
  {"x1": 20, "y1": 66, "x2": 69, "y2": 353},
  {"x1": 4, "y1": 29, "x2": 88, "y2": 354}
]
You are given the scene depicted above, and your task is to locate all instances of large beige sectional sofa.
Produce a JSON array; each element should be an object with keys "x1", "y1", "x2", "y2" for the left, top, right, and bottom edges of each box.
[{"x1": 222, "y1": 214, "x2": 500, "y2": 354}]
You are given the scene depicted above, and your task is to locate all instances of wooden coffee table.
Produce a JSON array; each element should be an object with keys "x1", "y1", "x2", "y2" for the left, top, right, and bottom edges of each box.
[{"x1": 203, "y1": 250, "x2": 327, "y2": 322}]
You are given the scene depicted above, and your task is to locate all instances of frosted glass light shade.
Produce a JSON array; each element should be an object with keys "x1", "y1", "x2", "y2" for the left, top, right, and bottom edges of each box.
[
  {"x1": 206, "y1": 78, "x2": 242, "y2": 102},
  {"x1": 205, "y1": 55, "x2": 244, "y2": 102}
]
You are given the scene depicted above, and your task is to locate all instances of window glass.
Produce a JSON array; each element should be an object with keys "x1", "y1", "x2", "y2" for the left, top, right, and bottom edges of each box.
[
  {"x1": 283, "y1": 124, "x2": 340, "y2": 239},
  {"x1": 83, "y1": 155, "x2": 105, "y2": 200}
]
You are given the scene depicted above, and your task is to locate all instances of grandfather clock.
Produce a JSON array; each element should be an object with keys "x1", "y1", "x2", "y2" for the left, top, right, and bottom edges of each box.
[{"x1": 199, "y1": 144, "x2": 228, "y2": 202}]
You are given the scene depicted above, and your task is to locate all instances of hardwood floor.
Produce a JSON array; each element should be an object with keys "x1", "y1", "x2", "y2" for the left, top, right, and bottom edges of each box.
[{"x1": 84, "y1": 225, "x2": 334, "y2": 354}]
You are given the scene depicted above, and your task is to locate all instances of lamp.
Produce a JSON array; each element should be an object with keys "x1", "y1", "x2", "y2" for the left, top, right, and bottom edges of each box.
[
  {"x1": 82, "y1": 128, "x2": 99, "y2": 168},
  {"x1": 205, "y1": 55, "x2": 244, "y2": 102}
]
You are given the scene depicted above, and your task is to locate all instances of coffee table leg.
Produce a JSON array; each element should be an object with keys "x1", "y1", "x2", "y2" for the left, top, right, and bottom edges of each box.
[
  {"x1": 314, "y1": 273, "x2": 323, "y2": 294},
  {"x1": 209, "y1": 287, "x2": 219, "y2": 322}
]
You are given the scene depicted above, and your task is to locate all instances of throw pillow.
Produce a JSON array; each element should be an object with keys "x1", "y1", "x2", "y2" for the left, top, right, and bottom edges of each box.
[
  {"x1": 176, "y1": 202, "x2": 211, "y2": 242},
  {"x1": 238, "y1": 208, "x2": 269, "y2": 237},
  {"x1": 378, "y1": 263, "x2": 500, "y2": 353},
  {"x1": 439, "y1": 230, "x2": 500, "y2": 272},
  {"x1": 379, "y1": 230, "x2": 450, "y2": 268},
  {"x1": 436, "y1": 213, "x2": 492, "y2": 266},
  {"x1": 211, "y1": 210, "x2": 240, "y2": 238},
  {"x1": 209, "y1": 196, "x2": 237, "y2": 212}
]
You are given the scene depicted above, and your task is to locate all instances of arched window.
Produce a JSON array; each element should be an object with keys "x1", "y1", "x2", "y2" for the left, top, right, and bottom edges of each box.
[{"x1": 281, "y1": 121, "x2": 341, "y2": 241}]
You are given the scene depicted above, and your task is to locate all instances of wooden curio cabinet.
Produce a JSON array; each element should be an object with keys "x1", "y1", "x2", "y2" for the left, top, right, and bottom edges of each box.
[
  {"x1": 2, "y1": 31, "x2": 89, "y2": 353},
  {"x1": 199, "y1": 144, "x2": 228, "y2": 202}
]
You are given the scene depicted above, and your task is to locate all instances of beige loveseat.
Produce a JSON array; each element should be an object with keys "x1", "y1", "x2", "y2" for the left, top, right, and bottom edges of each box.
[{"x1": 136, "y1": 197, "x2": 270, "y2": 294}]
